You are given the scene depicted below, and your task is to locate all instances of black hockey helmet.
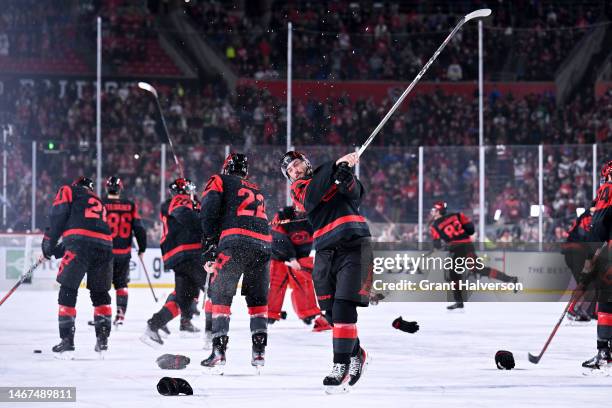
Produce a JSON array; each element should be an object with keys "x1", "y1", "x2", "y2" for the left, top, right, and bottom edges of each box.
[
  {"x1": 222, "y1": 153, "x2": 248, "y2": 178},
  {"x1": 280, "y1": 151, "x2": 312, "y2": 181},
  {"x1": 432, "y1": 201, "x2": 447, "y2": 215},
  {"x1": 169, "y1": 178, "x2": 195, "y2": 196},
  {"x1": 72, "y1": 176, "x2": 94, "y2": 192},
  {"x1": 106, "y1": 176, "x2": 123, "y2": 195}
]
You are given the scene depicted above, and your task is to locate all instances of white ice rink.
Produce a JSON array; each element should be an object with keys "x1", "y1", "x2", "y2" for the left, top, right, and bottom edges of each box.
[{"x1": 0, "y1": 289, "x2": 610, "y2": 407}]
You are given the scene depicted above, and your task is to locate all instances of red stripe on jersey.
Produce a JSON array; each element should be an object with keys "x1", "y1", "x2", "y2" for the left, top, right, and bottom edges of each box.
[
  {"x1": 220, "y1": 228, "x2": 272, "y2": 243},
  {"x1": 204, "y1": 299, "x2": 213, "y2": 313},
  {"x1": 598, "y1": 312, "x2": 612, "y2": 326},
  {"x1": 313, "y1": 215, "x2": 366, "y2": 239},
  {"x1": 201, "y1": 175, "x2": 224, "y2": 199},
  {"x1": 248, "y1": 306, "x2": 268, "y2": 316},
  {"x1": 112, "y1": 247, "x2": 131, "y2": 255},
  {"x1": 58, "y1": 305, "x2": 76, "y2": 317},
  {"x1": 212, "y1": 304, "x2": 232, "y2": 315},
  {"x1": 94, "y1": 305, "x2": 112, "y2": 316},
  {"x1": 162, "y1": 243, "x2": 202, "y2": 262},
  {"x1": 63, "y1": 229, "x2": 112, "y2": 241},
  {"x1": 333, "y1": 323, "x2": 357, "y2": 339},
  {"x1": 449, "y1": 238, "x2": 473, "y2": 244}
]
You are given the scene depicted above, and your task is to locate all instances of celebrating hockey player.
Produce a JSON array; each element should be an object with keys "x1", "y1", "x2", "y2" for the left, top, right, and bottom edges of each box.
[
  {"x1": 141, "y1": 178, "x2": 204, "y2": 347},
  {"x1": 199, "y1": 153, "x2": 271, "y2": 372},
  {"x1": 580, "y1": 161, "x2": 612, "y2": 371},
  {"x1": 269, "y1": 206, "x2": 331, "y2": 331},
  {"x1": 42, "y1": 177, "x2": 113, "y2": 356},
  {"x1": 103, "y1": 176, "x2": 147, "y2": 326},
  {"x1": 429, "y1": 201, "x2": 519, "y2": 310},
  {"x1": 281, "y1": 151, "x2": 371, "y2": 393}
]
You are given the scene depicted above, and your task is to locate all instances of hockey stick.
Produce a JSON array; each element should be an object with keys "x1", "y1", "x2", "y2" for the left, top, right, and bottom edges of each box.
[
  {"x1": 355, "y1": 9, "x2": 491, "y2": 157},
  {"x1": 137, "y1": 254, "x2": 158, "y2": 303},
  {"x1": 527, "y1": 285, "x2": 583, "y2": 364},
  {"x1": 270, "y1": 217, "x2": 308, "y2": 226},
  {"x1": 137, "y1": 82, "x2": 185, "y2": 179},
  {"x1": 0, "y1": 256, "x2": 45, "y2": 307}
]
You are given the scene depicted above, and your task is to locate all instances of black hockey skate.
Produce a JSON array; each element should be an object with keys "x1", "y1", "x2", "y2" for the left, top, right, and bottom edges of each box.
[
  {"x1": 349, "y1": 347, "x2": 369, "y2": 387},
  {"x1": 180, "y1": 318, "x2": 201, "y2": 336},
  {"x1": 140, "y1": 320, "x2": 164, "y2": 348},
  {"x1": 582, "y1": 349, "x2": 611, "y2": 373},
  {"x1": 95, "y1": 327, "x2": 109, "y2": 355},
  {"x1": 201, "y1": 335, "x2": 228, "y2": 374},
  {"x1": 447, "y1": 302, "x2": 464, "y2": 310},
  {"x1": 251, "y1": 333, "x2": 267, "y2": 373},
  {"x1": 52, "y1": 337, "x2": 75, "y2": 359},
  {"x1": 159, "y1": 324, "x2": 171, "y2": 338},
  {"x1": 323, "y1": 363, "x2": 351, "y2": 394},
  {"x1": 113, "y1": 310, "x2": 125, "y2": 328},
  {"x1": 568, "y1": 308, "x2": 591, "y2": 322}
]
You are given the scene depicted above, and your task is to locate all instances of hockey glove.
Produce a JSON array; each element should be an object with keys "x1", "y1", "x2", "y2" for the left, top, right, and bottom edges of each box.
[
  {"x1": 41, "y1": 236, "x2": 57, "y2": 260},
  {"x1": 52, "y1": 242, "x2": 66, "y2": 259},
  {"x1": 278, "y1": 206, "x2": 295, "y2": 221},
  {"x1": 494, "y1": 350, "x2": 515, "y2": 370},
  {"x1": 333, "y1": 162, "x2": 354, "y2": 187},
  {"x1": 392, "y1": 316, "x2": 420, "y2": 333}
]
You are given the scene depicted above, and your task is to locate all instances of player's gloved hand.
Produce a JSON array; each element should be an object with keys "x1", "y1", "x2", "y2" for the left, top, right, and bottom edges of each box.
[
  {"x1": 333, "y1": 162, "x2": 353, "y2": 186},
  {"x1": 201, "y1": 238, "x2": 217, "y2": 265},
  {"x1": 52, "y1": 242, "x2": 65, "y2": 259},
  {"x1": 392, "y1": 316, "x2": 419, "y2": 333},
  {"x1": 286, "y1": 258, "x2": 301, "y2": 271},
  {"x1": 278, "y1": 206, "x2": 295, "y2": 221},
  {"x1": 41, "y1": 237, "x2": 55, "y2": 260}
]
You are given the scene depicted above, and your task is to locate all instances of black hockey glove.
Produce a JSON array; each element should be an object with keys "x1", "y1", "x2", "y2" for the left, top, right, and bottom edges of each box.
[
  {"x1": 392, "y1": 316, "x2": 419, "y2": 334},
  {"x1": 333, "y1": 162, "x2": 354, "y2": 187},
  {"x1": 52, "y1": 242, "x2": 66, "y2": 259},
  {"x1": 201, "y1": 238, "x2": 217, "y2": 265},
  {"x1": 41, "y1": 237, "x2": 58, "y2": 260},
  {"x1": 278, "y1": 206, "x2": 295, "y2": 221}
]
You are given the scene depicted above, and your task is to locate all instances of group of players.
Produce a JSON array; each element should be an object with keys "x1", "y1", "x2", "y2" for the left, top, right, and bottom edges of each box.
[{"x1": 41, "y1": 150, "x2": 372, "y2": 392}]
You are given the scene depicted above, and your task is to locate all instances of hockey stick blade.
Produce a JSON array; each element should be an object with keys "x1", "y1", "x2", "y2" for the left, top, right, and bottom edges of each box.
[
  {"x1": 137, "y1": 82, "x2": 158, "y2": 98},
  {"x1": 528, "y1": 353, "x2": 541, "y2": 364},
  {"x1": 465, "y1": 9, "x2": 492, "y2": 21}
]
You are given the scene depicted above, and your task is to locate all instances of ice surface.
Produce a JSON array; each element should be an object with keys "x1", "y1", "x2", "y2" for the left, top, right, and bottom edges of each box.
[{"x1": 0, "y1": 290, "x2": 609, "y2": 407}]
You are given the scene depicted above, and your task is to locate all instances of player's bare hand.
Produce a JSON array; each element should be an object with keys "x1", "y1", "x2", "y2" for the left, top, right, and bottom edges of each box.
[
  {"x1": 336, "y1": 152, "x2": 359, "y2": 168},
  {"x1": 287, "y1": 259, "x2": 301, "y2": 271}
]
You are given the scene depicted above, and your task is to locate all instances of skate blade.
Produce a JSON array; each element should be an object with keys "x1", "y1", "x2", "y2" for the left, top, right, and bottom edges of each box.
[
  {"x1": 324, "y1": 383, "x2": 350, "y2": 395},
  {"x1": 96, "y1": 350, "x2": 107, "y2": 360},
  {"x1": 179, "y1": 331, "x2": 200, "y2": 339},
  {"x1": 582, "y1": 366, "x2": 611, "y2": 377},
  {"x1": 53, "y1": 351, "x2": 75, "y2": 360},
  {"x1": 202, "y1": 365, "x2": 225, "y2": 375},
  {"x1": 159, "y1": 330, "x2": 170, "y2": 339},
  {"x1": 253, "y1": 365, "x2": 263, "y2": 375},
  {"x1": 140, "y1": 334, "x2": 163, "y2": 349}
]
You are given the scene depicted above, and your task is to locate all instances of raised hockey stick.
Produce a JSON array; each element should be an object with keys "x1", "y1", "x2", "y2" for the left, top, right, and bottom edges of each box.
[
  {"x1": 138, "y1": 82, "x2": 185, "y2": 179},
  {"x1": 0, "y1": 256, "x2": 45, "y2": 307},
  {"x1": 137, "y1": 254, "x2": 158, "y2": 303},
  {"x1": 356, "y1": 9, "x2": 491, "y2": 157}
]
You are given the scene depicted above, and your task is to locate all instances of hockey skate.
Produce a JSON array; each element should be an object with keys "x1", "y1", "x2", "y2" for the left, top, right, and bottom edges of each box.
[
  {"x1": 582, "y1": 349, "x2": 611, "y2": 375},
  {"x1": 323, "y1": 363, "x2": 351, "y2": 394},
  {"x1": 201, "y1": 335, "x2": 228, "y2": 375},
  {"x1": 567, "y1": 308, "x2": 591, "y2": 323},
  {"x1": 312, "y1": 315, "x2": 332, "y2": 332},
  {"x1": 159, "y1": 324, "x2": 171, "y2": 338},
  {"x1": 348, "y1": 347, "x2": 369, "y2": 387},
  {"x1": 179, "y1": 318, "x2": 200, "y2": 337},
  {"x1": 95, "y1": 327, "x2": 109, "y2": 358},
  {"x1": 447, "y1": 302, "x2": 464, "y2": 310},
  {"x1": 251, "y1": 333, "x2": 267, "y2": 374},
  {"x1": 113, "y1": 310, "x2": 125, "y2": 328},
  {"x1": 52, "y1": 337, "x2": 75, "y2": 360},
  {"x1": 140, "y1": 320, "x2": 164, "y2": 348}
]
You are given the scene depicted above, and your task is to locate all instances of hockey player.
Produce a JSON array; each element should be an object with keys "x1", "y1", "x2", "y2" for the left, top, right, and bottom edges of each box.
[
  {"x1": 429, "y1": 201, "x2": 519, "y2": 310},
  {"x1": 281, "y1": 151, "x2": 371, "y2": 393},
  {"x1": 580, "y1": 161, "x2": 612, "y2": 371},
  {"x1": 562, "y1": 204, "x2": 597, "y2": 321},
  {"x1": 269, "y1": 206, "x2": 331, "y2": 331},
  {"x1": 42, "y1": 177, "x2": 113, "y2": 356},
  {"x1": 199, "y1": 153, "x2": 271, "y2": 372},
  {"x1": 141, "y1": 178, "x2": 205, "y2": 347},
  {"x1": 103, "y1": 176, "x2": 147, "y2": 326}
]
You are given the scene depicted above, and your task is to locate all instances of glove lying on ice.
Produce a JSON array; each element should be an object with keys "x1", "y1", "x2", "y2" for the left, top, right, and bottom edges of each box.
[
  {"x1": 156, "y1": 354, "x2": 190, "y2": 370},
  {"x1": 392, "y1": 317, "x2": 419, "y2": 334},
  {"x1": 495, "y1": 350, "x2": 515, "y2": 370},
  {"x1": 156, "y1": 377, "x2": 193, "y2": 396}
]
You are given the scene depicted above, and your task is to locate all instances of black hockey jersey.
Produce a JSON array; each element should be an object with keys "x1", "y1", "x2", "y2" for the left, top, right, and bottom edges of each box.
[
  {"x1": 43, "y1": 184, "x2": 112, "y2": 249},
  {"x1": 271, "y1": 211, "x2": 313, "y2": 261},
  {"x1": 160, "y1": 194, "x2": 202, "y2": 269},
  {"x1": 199, "y1": 174, "x2": 271, "y2": 251},
  {"x1": 567, "y1": 211, "x2": 592, "y2": 243},
  {"x1": 103, "y1": 197, "x2": 147, "y2": 258},
  {"x1": 590, "y1": 182, "x2": 612, "y2": 243},
  {"x1": 290, "y1": 161, "x2": 370, "y2": 250},
  {"x1": 430, "y1": 212, "x2": 475, "y2": 246}
]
